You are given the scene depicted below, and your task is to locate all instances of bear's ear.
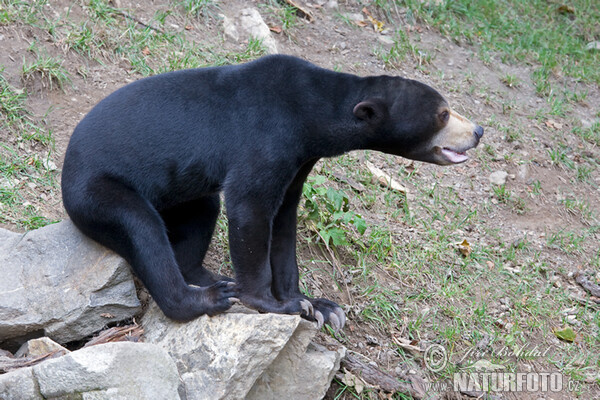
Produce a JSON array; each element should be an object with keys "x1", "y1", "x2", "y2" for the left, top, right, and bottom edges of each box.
[{"x1": 353, "y1": 100, "x2": 386, "y2": 124}]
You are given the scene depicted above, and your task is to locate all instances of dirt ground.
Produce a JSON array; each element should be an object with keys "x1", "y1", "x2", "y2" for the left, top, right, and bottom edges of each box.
[{"x1": 1, "y1": 0, "x2": 599, "y2": 399}]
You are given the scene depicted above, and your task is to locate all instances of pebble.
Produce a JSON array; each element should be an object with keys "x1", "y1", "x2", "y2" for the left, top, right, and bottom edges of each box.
[{"x1": 489, "y1": 170, "x2": 508, "y2": 185}]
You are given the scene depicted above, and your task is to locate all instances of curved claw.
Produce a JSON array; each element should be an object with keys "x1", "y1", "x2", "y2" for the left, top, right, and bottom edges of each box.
[
  {"x1": 314, "y1": 310, "x2": 324, "y2": 329},
  {"x1": 334, "y1": 307, "x2": 346, "y2": 329},
  {"x1": 300, "y1": 299, "x2": 314, "y2": 316},
  {"x1": 329, "y1": 313, "x2": 341, "y2": 332}
]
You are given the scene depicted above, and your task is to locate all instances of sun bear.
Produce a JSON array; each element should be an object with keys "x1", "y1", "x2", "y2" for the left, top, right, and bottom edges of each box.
[{"x1": 61, "y1": 55, "x2": 483, "y2": 330}]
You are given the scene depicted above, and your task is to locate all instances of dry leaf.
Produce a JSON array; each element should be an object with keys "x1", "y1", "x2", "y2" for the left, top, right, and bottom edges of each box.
[
  {"x1": 392, "y1": 336, "x2": 422, "y2": 357},
  {"x1": 367, "y1": 15, "x2": 384, "y2": 32},
  {"x1": 557, "y1": 5, "x2": 575, "y2": 14},
  {"x1": 341, "y1": 369, "x2": 365, "y2": 394},
  {"x1": 553, "y1": 326, "x2": 576, "y2": 342},
  {"x1": 457, "y1": 239, "x2": 472, "y2": 257},
  {"x1": 545, "y1": 119, "x2": 563, "y2": 129}
]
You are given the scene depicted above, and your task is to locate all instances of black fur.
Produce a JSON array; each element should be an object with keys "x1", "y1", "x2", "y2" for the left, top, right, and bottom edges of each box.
[{"x1": 62, "y1": 55, "x2": 481, "y2": 326}]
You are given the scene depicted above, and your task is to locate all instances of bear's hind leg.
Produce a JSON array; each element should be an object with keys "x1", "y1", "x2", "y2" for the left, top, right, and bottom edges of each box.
[
  {"x1": 65, "y1": 178, "x2": 235, "y2": 321},
  {"x1": 161, "y1": 195, "x2": 234, "y2": 286}
]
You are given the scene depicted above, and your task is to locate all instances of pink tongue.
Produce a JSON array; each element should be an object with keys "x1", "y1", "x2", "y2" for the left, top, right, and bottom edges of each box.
[{"x1": 441, "y1": 148, "x2": 468, "y2": 163}]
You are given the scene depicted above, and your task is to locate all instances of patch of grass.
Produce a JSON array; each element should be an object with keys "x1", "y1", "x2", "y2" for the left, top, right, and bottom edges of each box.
[
  {"x1": 21, "y1": 47, "x2": 70, "y2": 90},
  {"x1": 561, "y1": 197, "x2": 597, "y2": 225},
  {"x1": 0, "y1": 67, "x2": 27, "y2": 125},
  {"x1": 263, "y1": 0, "x2": 299, "y2": 31},
  {"x1": 548, "y1": 147, "x2": 575, "y2": 170},
  {"x1": 573, "y1": 122, "x2": 600, "y2": 146},
  {"x1": 376, "y1": 28, "x2": 432, "y2": 68},
  {"x1": 0, "y1": 0, "x2": 48, "y2": 25},
  {"x1": 501, "y1": 74, "x2": 520, "y2": 88},
  {"x1": 64, "y1": 21, "x2": 106, "y2": 58},
  {"x1": 546, "y1": 229, "x2": 589, "y2": 254},
  {"x1": 398, "y1": 0, "x2": 600, "y2": 87},
  {"x1": 177, "y1": 0, "x2": 217, "y2": 17},
  {"x1": 0, "y1": 67, "x2": 57, "y2": 228}
]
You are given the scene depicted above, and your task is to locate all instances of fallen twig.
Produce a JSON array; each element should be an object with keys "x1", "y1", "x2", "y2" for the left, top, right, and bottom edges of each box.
[
  {"x1": 0, "y1": 350, "x2": 65, "y2": 373},
  {"x1": 84, "y1": 323, "x2": 144, "y2": 347},
  {"x1": 366, "y1": 161, "x2": 408, "y2": 194},
  {"x1": 340, "y1": 353, "x2": 433, "y2": 399},
  {"x1": 574, "y1": 271, "x2": 600, "y2": 299}
]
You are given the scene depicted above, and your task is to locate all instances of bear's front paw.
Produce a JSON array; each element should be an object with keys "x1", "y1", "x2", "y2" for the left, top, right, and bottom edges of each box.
[
  {"x1": 201, "y1": 281, "x2": 238, "y2": 316},
  {"x1": 307, "y1": 298, "x2": 346, "y2": 332}
]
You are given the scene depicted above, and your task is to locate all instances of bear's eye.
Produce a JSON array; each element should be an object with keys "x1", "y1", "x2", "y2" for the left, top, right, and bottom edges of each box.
[{"x1": 439, "y1": 110, "x2": 450, "y2": 124}]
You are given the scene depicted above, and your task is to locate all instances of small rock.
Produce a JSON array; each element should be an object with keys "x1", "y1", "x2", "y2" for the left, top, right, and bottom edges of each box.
[
  {"x1": 365, "y1": 335, "x2": 380, "y2": 346},
  {"x1": 15, "y1": 337, "x2": 69, "y2": 358},
  {"x1": 344, "y1": 13, "x2": 364, "y2": 23},
  {"x1": 517, "y1": 164, "x2": 529, "y2": 181},
  {"x1": 489, "y1": 170, "x2": 509, "y2": 185},
  {"x1": 222, "y1": 8, "x2": 278, "y2": 54},
  {"x1": 43, "y1": 159, "x2": 57, "y2": 171},
  {"x1": 325, "y1": 0, "x2": 339, "y2": 9},
  {"x1": 586, "y1": 41, "x2": 600, "y2": 51},
  {"x1": 378, "y1": 36, "x2": 395, "y2": 45}
]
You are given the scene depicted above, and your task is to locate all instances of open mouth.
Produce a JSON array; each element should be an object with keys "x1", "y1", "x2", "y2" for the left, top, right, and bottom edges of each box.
[{"x1": 441, "y1": 147, "x2": 469, "y2": 164}]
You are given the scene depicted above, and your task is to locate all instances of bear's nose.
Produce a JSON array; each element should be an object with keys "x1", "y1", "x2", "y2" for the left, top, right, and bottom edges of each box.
[{"x1": 474, "y1": 125, "x2": 484, "y2": 139}]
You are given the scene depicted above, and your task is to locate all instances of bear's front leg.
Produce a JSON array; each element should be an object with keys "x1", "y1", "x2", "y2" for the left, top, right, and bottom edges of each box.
[
  {"x1": 269, "y1": 162, "x2": 346, "y2": 331},
  {"x1": 226, "y1": 194, "x2": 313, "y2": 317}
]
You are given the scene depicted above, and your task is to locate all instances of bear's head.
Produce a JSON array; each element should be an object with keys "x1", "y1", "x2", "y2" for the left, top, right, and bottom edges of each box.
[{"x1": 353, "y1": 78, "x2": 483, "y2": 165}]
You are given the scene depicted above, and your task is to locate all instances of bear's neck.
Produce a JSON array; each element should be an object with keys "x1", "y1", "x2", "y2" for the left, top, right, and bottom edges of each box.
[{"x1": 300, "y1": 75, "x2": 395, "y2": 160}]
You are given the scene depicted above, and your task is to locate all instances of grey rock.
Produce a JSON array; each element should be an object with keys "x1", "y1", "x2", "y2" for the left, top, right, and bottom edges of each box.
[
  {"x1": 0, "y1": 220, "x2": 141, "y2": 345},
  {"x1": 0, "y1": 367, "x2": 43, "y2": 400},
  {"x1": 34, "y1": 342, "x2": 179, "y2": 399},
  {"x1": 489, "y1": 170, "x2": 509, "y2": 186},
  {"x1": 0, "y1": 342, "x2": 179, "y2": 399},
  {"x1": 247, "y1": 342, "x2": 345, "y2": 400},
  {"x1": 142, "y1": 302, "x2": 344, "y2": 400},
  {"x1": 222, "y1": 8, "x2": 278, "y2": 54}
]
